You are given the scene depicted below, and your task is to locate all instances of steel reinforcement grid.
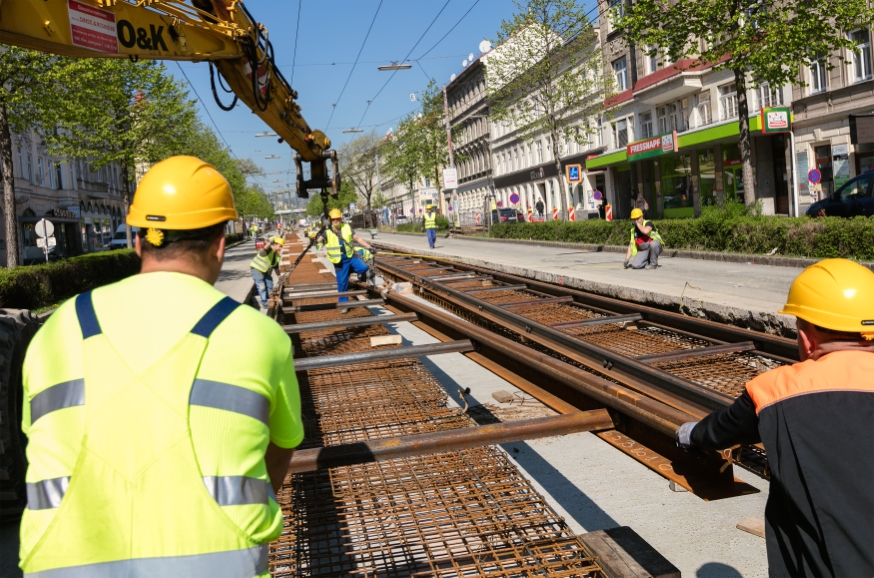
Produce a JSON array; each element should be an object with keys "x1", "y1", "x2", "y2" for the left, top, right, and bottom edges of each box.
[{"x1": 269, "y1": 241, "x2": 606, "y2": 577}]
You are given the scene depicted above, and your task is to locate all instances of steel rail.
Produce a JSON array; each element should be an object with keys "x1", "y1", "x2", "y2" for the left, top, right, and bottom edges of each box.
[
  {"x1": 287, "y1": 410, "x2": 613, "y2": 473},
  {"x1": 379, "y1": 252, "x2": 798, "y2": 360},
  {"x1": 283, "y1": 313, "x2": 418, "y2": 334},
  {"x1": 378, "y1": 259, "x2": 734, "y2": 412},
  {"x1": 282, "y1": 298, "x2": 384, "y2": 313},
  {"x1": 283, "y1": 289, "x2": 368, "y2": 300},
  {"x1": 293, "y1": 340, "x2": 475, "y2": 371}
]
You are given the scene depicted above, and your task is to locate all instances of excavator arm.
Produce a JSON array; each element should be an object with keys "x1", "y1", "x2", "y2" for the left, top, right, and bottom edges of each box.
[{"x1": 0, "y1": 0, "x2": 336, "y2": 197}]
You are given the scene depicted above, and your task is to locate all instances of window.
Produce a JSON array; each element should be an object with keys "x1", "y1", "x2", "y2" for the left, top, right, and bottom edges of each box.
[
  {"x1": 613, "y1": 57, "x2": 628, "y2": 91},
  {"x1": 695, "y1": 92, "x2": 712, "y2": 126},
  {"x1": 608, "y1": 0, "x2": 624, "y2": 25},
  {"x1": 546, "y1": 136, "x2": 552, "y2": 160},
  {"x1": 596, "y1": 117, "x2": 603, "y2": 147},
  {"x1": 37, "y1": 157, "x2": 44, "y2": 185},
  {"x1": 810, "y1": 54, "x2": 827, "y2": 93},
  {"x1": 839, "y1": 174, "x2": 872, "y2": 201},
  {"x1": 612, "y1": 118, "x2": 629, "y2": 148},
  {"x1": 536, "y1": 141, "x2": 543, "y2": 164},
  {"x1": 424, "y1": 178, "x2": 431, "y2": 187},
  {"x1": 646, "y1": 45, "x2": 658, "y2": 74},
  {"x1": 756, "y1": 83, "x2": 783, "y2": 109},
  {"x1": 850, "y1": 30, "x2": 872, "y2": 81},
  {"x1": 513, "y1": 148, "x2": 519, "y2": 170},
  {"x1": 56, "y1": 163, "x2": 64, "y2": 190},
  {"x1": 657, "y1": 106, "x2": 668, "y2": 134},
  {"x1": 639, "y1": 111, "x2": 653, "y2": 139},
  {"x1": 667, "y1": 99, "x2": 688, "y2": 132},
  {"x1": 719, "y1": 82, "x2": 738, "y2": 121},
  {"x1": 26, "y1": 153, "x2": 33, "y2": 183}
]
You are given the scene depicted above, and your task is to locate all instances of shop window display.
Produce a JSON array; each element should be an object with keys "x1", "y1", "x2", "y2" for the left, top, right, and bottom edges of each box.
[
  {"x1": 660, "y1": 154, "x2": 693, "y2": 218},
  {"x1": 698, "y1": 149, "x2": 717, "y2": 206}
]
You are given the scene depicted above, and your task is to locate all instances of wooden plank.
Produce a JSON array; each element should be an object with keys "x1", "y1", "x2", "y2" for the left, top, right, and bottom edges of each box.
[
  {"x1": 370, "y1": 335, "x2": 403, "y2": 347},
  {"x1": 736, "y1": 517, "x2": 766, "y2": 539},
  {"x1": 492, "y1": 390, "x2": 515, "y2": 404},
  {"x1": 579, "y1": 526, "x2": 681, "y2": 578}
]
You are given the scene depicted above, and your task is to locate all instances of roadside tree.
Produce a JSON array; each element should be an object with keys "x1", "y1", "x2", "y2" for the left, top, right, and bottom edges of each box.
[
  {"x1": 622, "y1": 0, "x2": 874, "y2": 207},
  {"x1": 341, "y1": 131, "x2": 381, "y2": 227},
  {"x1": 487, "y1": 0, "x2": 609, "y2": 220},
  {"x1": 383, "y1": 115, "x2": 427, "y2": 216}
]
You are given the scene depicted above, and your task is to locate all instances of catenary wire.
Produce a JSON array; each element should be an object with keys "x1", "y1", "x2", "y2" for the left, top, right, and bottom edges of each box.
[
  {"x1": 290, "y1": 0, "x2": 302, "y2": 85},
  {"x1": 416, "y1": 0, "x2": 484, "y2": 61}
]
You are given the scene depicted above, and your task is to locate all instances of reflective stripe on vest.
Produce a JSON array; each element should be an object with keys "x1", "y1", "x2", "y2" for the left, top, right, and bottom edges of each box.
[
  {"x1": 23, "y1": 544, "x2": 268, "y2": 578},
  {"x1": 325, "y1": 225, "x2": 354, "y2": 264},
  {"x1": 21, "y1": 292, "x2": 274, "y2": 575},
  {"x1": 424, "y1": 213, "x2": 437, "y2": 229},
  {"x1": 250, "y1": 250, "x2": 278, "y2": 273}
]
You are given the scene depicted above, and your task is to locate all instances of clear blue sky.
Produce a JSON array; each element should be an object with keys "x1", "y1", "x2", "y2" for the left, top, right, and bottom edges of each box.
[{"x1": 169, "y1": 0, "x2": 521, "y2": 194}]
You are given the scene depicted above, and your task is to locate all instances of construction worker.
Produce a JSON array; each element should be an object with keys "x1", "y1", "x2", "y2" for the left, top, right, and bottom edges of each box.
[
  {"x1": 250, "y1": 236, "x2": 284, "y2": 312},
  {"x1": 250, "y1": 221, "x2": 260, "y2": 238},
  {"x1": 624, "y1": 208, "x2": 664, "y2": 269},
  {"x1": 18, "y1": 156, "x2": 302, "y2": 577},
  {"x1": 677, "y1": 259, "x2": 874, "y2": 577},
  {"x1": 316, "y1": 209, "x2": 373, "y2": 309},
  {"x1": 424, "y1": 204, "x2": 438, "y2": 249}
]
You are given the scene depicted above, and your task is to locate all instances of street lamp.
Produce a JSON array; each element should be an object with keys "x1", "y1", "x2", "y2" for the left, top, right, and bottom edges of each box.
[
  {"x1": 342, "y1": 128, "x2": 364, "y2": 133},
  {"x1": 378, "y1": 62, "x2": 411, "y2": 71},
  {"x1": 255, "y1": 132, "x2": 278, "y2": 137},
  {"x1": 264, "y1": 155, "x2": 280, "y2": 159}
]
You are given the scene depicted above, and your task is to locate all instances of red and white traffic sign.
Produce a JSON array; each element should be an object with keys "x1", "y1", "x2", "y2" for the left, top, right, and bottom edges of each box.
[
  {"x1": 552, "y1": 207, "x2": 559, "y2": 221},
  {"x1": 68, "y1": 0, "x2": 118, "y2": 54},
  {"x1": 569, "y1": 207, "x2": 575, "y2": 222}
]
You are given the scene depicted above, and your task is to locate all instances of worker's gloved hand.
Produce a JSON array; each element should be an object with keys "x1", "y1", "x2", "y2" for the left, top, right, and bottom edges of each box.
[
  {"x1": 676, "y1": 422, "x2": 698, "y2": 450},
  {"x1": 623, "y1": 259, "x2": 630, "y2": 269},
  {"x1": 369, "y1": 248, "x2": 378, "y2": 255}
]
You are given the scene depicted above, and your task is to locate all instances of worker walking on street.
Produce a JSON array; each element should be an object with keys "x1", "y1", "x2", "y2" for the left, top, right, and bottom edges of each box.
[
  {"x1": 677, "y1": 259, "x2": 874, "y2": 577},
  {"x1": 250, "y1": 236, "x2": 284, "y2": 312},
  {"x1": 18, "y1": 156, "x2": 303, "y2": 578},
  {"x1": 624, "y1": 208, "x2": 663, "y2": 269},
  {"x1": 317, "y1": 209, "x2": 374, "y2": 311},
  {"x1": 424, "y1": 204, "x2": 438, "y2": 249}
]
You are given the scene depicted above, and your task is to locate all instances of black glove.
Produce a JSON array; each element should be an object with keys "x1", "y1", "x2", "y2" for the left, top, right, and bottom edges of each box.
[
  {"x1": 369, "y1": 248, "x2": 378, "y2": 255},
  {"x1": 676, "y1": 422, "x2": 698, "y2": 450}
]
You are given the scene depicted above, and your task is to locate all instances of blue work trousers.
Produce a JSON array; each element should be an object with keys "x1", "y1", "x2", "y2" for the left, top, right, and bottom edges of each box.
[
  {"x1": 426, "y1": 228, "x2": 437, "y2": 248},
  {"x1": 251, "y1": 268, "x2": 273, "y2": 307},
  {"x1": 336, "y1": 255, "x2": 369, "y2": 302}
]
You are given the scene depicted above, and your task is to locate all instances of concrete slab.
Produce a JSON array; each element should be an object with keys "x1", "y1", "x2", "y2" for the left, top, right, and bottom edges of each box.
[
  {"x1": 367, "y1": 295, "x2": 770, "y2": 578},
  {"x1": 374, "y1": 232, "x2": 802, "y2": 337},
  {"x1": 215, "y1": 239, "x2": 259, "y2": 304}
]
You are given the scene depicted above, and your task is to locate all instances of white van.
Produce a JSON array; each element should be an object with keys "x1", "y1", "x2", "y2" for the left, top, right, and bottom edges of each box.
[{"x1": 110, "y1": 225, "x2": 138, "y2": 249}]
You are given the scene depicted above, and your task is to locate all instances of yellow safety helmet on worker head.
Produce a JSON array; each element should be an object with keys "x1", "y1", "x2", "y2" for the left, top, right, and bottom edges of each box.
[
  {"x1": 779, "y1": 258, "x2": 874, "y2": 339},
  {"x1": 272, "y1": 236, "x2": 285, "y2": 246},
  {"x1": 630, "y1": 208, "x2": 643, "y2": 220},
  {"x1": 329, "y1": 209, "x2": 343, "y2": 220},
  {"x1": 426, "y1": 204, "x2": 434, "y2": 210},
  {"x1": 128, "y1": 156, "x2": 237, "y2": 230}
]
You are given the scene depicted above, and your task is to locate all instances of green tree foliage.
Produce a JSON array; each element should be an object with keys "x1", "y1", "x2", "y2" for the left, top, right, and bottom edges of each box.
[
  {"x1": 417, "y1": 80, "x2": 449, "y2": 192},
  {"x1": 0, "y1": 48, "x2": 82, "y2": 268},
  {"x1": 305, "y1": 178, "x2": 357, "y2": 218},
  {"x1": 487, "y1": 0, "x2": 608, "y2": 220},
  {"x1": 236, "y1": 182, "x2": 275, "y2": 220},
  {"x1": 383, "y1": 114, "x2": 427, "y2": 209},
  {"x1": 49, "y1": 59, "x2": 198, "y2": 247},
  {"x1": 622, "y1": 0, "x2": 874, "y2": 206},
  {"x1": 341, "y1": 131, "x2": 381, "y2": 226}
]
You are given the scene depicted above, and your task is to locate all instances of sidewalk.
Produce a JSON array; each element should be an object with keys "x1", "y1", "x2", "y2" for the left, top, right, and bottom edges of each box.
[
  {"x1": 215, "y1": 238, "x2": 257, "y2": 303},
  {"x1": 373, "y1": 232, "x2": 801, "y2": 336}
]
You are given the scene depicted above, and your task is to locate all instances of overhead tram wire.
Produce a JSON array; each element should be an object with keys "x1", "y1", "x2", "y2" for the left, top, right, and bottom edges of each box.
[
  {"x1": 290, "y1": 0, "x2": 302, "y2": 85},
  {"x1": 355, "y1": 0, "x2": 453, "y2": 128},
  {"x1": 175, "y1": 63, "x2": 267, "y2": 189},
  {"x1": 326, "y1": 0, "x2": 385, "y2": 129},
  {"x1": 416, "y1": 0, "x2": 483, "y2": 61}
]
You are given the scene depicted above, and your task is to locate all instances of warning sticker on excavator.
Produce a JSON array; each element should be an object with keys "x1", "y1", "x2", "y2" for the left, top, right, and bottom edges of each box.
[{"x1": 68, "y1": 0, "x2": 118, "y2": 54}]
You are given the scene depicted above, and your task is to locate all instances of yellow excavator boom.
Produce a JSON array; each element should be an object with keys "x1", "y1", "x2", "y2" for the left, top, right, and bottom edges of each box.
[{"x1": 0, "y1": 0, "x2": 337, "y2": 196}]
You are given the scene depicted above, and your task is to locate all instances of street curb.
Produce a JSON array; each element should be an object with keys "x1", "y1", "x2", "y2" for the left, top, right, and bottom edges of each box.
[{"x1": 384, "y1": 231, "x2": 874, "y2": 271}]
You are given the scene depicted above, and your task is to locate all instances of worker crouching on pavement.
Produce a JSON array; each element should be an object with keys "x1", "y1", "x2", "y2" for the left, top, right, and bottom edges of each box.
[
  {"x1": 250, "y1": 236, "x2": 284, "y2": 312},
  {"x1": 18, "y1": 156, "x2": 303, "y2": 577},
  {"x1": 624, "y1": 208, "x2": 663, "y2": 269},
  {"x1": 317, "y1": 209, "x2": 374, "y2": 311},
  {"x1": 677, "y1": 258, "x2": 874, "y2": 577},
  {"x1": 424, "y1": 204, "x2": 438, "y2": 249}
]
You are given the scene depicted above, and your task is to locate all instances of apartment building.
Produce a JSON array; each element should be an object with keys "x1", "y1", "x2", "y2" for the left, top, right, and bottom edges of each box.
[
  {"x1": 4, "y1": 130, "x2": 126, "y2": 266},
  {"x1": 584, "y1": 0, "x2": 795, "y2": 219},
  {"x1": 792, "y1": 29, "x2": 874, "y2": 211}
]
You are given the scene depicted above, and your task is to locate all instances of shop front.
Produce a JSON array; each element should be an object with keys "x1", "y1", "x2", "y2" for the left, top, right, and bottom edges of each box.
[{"x1": 19, "y1": 208, "x2": 83, "y2": 263}]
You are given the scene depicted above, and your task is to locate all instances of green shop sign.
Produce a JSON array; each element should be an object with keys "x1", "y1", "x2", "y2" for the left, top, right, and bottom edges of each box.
[
  {"x1": 626, "y1": 131, "x2": 677, "y2": 162},
  {"x1": 761, "y1": 107, "x2": 791, "y2": 134}
]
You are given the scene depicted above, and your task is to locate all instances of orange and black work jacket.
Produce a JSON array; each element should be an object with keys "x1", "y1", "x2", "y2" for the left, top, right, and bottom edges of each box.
[{"x1": 690, "y1": 350, "x2": 874, "y2": 577}]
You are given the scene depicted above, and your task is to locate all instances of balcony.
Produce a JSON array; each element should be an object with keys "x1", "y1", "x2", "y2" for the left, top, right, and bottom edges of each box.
[{"x1": 633, "y1": 59, "x2": 705, "y2": 105}]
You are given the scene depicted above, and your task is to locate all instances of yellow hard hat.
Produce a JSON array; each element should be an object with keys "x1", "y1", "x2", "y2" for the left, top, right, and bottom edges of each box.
[
  {"x1": 128, "y1": 156, "x2": 237, "y2": 229},
  {"x1": 630, "y1": 208, "x2": 643, "y2": 220},
  {"x1": 329, "y1": 209, "x2": 343, "y2": 220},
  {"x1": 779, "y1": 259, "x2": 874, "y2": 337},
  {"x1": 426, "y1": 204, "x2": 434, "y2": 209},
  {"x1": 272, "y1": 236, "x2": 285, "y2": 246}
]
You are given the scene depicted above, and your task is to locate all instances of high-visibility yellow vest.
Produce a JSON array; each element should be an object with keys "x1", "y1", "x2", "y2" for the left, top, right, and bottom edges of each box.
[
  {"x1": 325, "y1": 224, "x2": 354, "y2": 264},
  {"x1": 354, "y1": 245, "x2": 373, "y2": 261},
  {"x1": 424, "y1": 212, "x2": 437, "y2": 229},
  {"x1": 19, "y1": 292, "x2": 278, "y2": 577},
  {"x1": 629, "y1": 221, "x2": 664, "y2": 257},
  {"x1": 250, "y1": 249, "x2": 279, "y2": 273}
]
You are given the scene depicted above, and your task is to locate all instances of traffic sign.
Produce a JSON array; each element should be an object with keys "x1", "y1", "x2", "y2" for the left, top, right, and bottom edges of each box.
[
  {"x1": 35, "y1": 218, "x2": 54, "y2": 238},
  {"x1": 808, "y1": 169, "x2": 821, "y2": 184},
  {"x1": 566, "y1": 164, "x2": 582, "y2": 183},
  {"x1": 593, "y1": 190, "x2": 603, "y2": 201},
  {"x1": 509, "y1": 192, "x2": 520, "y2": 204}
]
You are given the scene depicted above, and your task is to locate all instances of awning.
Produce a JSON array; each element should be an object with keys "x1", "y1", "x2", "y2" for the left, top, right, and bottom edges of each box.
[{"x1": 19, "y1": 215, "x2": 79, "y2": 225}]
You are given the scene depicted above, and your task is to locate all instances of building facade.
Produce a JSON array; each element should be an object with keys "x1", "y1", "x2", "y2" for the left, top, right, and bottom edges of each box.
[
  {"x1": 2, "y1": 130, "x2": 126, "y2": 266},
  {"x1": 791, "y1": 28, "x2": 874, "y2": 213}
]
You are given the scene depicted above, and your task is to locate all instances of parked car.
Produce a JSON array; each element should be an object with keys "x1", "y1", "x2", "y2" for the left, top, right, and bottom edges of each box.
[
  {"x1": 806, "y1": 171, "x2": 874, "y2": 218},
  {"x1": 490, "y1": 208, "x2": 520, "y2": 224},
  {"x1": 110, "y1": 225, "x2": 139, "y2": 249}
]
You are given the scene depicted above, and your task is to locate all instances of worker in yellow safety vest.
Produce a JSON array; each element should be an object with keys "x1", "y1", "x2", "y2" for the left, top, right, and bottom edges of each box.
[
  {"x1": 18, "y1": 156, "x2": 303, "y2": 578},
  {"x1": 423, "y1": 204, "x2": 438, "y2": 249},
  {"x1": 250, "y1": 236, "x2": 284, "y2": 312},
  {"x1": 316, "y1": 208, "x2": 374, "y2": 311},
  {"x1": 624, "y1": 207, "x2": 664, "y2": 270}
]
